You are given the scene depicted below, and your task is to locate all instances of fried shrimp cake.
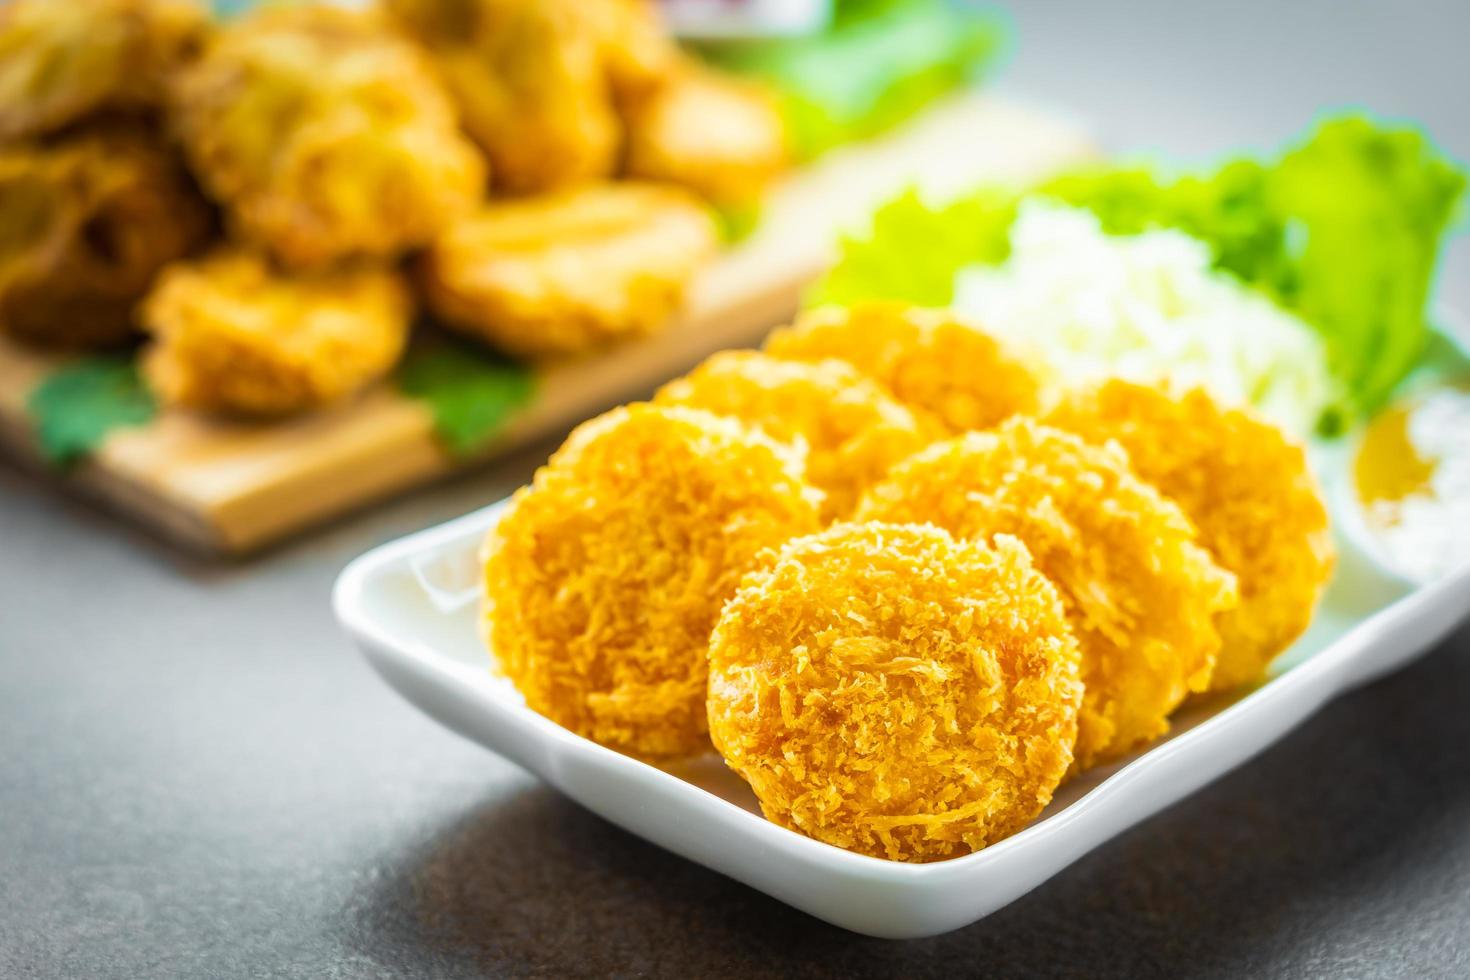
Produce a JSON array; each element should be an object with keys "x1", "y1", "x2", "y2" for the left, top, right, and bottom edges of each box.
[
  {"x1": 623, "y1": 64, "x2": 787, "y2": 209},
  {"x1": 140, "y1": 249, "x2": 411, "y2": 416},
  {"x1": 0, "y1": 121, "x2": 211, "y2": 349},
  {"x1": 483, "y1": 404, "x2": 823, "y2": 759},
  {"x1": 858, "y1": 418, "x2": 1238, "y2": 769},
  {"x1": 765, "y1": 303, "x2": 1043, "y2": 433},
  {"x1": 707, "y1": 523, "x2": 1082, "y2": 862},
  {"x1": 171, "y1": 3, "x2": 484, "y2": 269},
  {"x1": 1045, "y1": 379, "x2": 1335, "y2": 692},
  {"x1": 419, "y1": 182, "x2": 718, "y2": 358},
  {"x1": 655, "y1": 351, "x2": 936, "y2": 520},
  {"x1": 386, "y1": 0, "x2": 618, "y2": 194},
  {"x1": 0, "y1": 0, "x2": 207, "y2": 140}
]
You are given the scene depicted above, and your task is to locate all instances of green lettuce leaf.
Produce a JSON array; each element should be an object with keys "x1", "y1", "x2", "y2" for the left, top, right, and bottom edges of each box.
[
  {"x1": 707, "y1": 0, "x2": 1003, "y2": 162},
  {"x1": 397, "y1": 337, "x2": 536, "y2": 458},
  {"x1": 27, "y1": 355, "x2": 157, "y2": 466}
]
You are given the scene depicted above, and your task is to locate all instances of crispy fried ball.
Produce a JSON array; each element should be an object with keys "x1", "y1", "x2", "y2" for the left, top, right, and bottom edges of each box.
[
  {"x1": 707, "y1": 522, "x2": 1082, "y2": 862},
  {"x1": 858, "y1": 418, "x2": 1239, "y2": 769},
  {"x1": 1045, "y1": 379, "x2": 1335, "y2": 692},
  {"x1": 765, "y1": 303, "x2": 1044, "y2": 433},
  {"x1": 0, "y1": 121, "x2": 211, "y2": 349},
  {"x1": 0, "y1": 0, "x2": 207, "y2": 140},
  {"x1": 418, "y1": 182, "x2": 718, "y2": 359},
  {"x1": 623, "y1": 64, "x2": 788, "y2": 209},
  {"x1": 140, "y1": 248, "x2": 411, "y2": 416},
  {"x1": 654, "y1": 351, "x2": 936, "y2": 520},
  {"x1": 483, "y1": 404, "x2": 823, "y2": 759},
  {"x1": 385, "y1": 0, "x2": 618, "y2": 195},
  {"x1": 170, "y1": 3, "x2": 485, "y2": 269}
]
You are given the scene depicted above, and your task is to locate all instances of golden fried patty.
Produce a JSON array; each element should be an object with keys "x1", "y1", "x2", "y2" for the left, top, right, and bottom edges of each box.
[
  {"x1": 858, "y1": 418, "x2": 1239, "y2": 769},
  {"x1": 708, "y1": 522, "x2": 1082, "y2": 862},
  {"x1": 765, "y1": 303, "x2": 1043, "y2": 433},
  {"x1": 655, "y1": 350, "x2": 936, "y2": 519},
  {"x1": 483, "y1": 404, "x2": 823, "y2": 759},
  {"x1": 1046, "y1": 379, "x2": 1335, "y2": 691}
]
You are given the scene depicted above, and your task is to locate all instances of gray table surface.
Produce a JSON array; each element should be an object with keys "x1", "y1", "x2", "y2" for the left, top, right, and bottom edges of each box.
[{"x1": 4, "y1": 2, "x2": 1469, "y2": 977}]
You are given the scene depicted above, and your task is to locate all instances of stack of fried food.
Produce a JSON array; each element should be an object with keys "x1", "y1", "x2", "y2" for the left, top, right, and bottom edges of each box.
[
  {"x1": 483, "y1": 302, "x2": 1337, "y2": 863},
  {"x1": 0, "y1": 0, "x2": 785, "y2": 414}
]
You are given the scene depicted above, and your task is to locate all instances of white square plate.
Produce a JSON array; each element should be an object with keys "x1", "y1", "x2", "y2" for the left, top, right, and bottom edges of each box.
[{"x1": 333, "y1": 490, "x2": 1470, "y2": 938}]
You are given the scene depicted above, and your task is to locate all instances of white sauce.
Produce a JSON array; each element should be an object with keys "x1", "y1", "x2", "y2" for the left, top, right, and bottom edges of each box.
[{"x1": 1369, "y1": 387, "x2": 1470, "y2": 583}]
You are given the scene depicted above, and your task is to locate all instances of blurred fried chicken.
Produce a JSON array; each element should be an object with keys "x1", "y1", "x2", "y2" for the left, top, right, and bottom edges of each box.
[
  {"x1": 0, "y1": 0, "x2": 207, "y2": 140},
  {"x1": 1046, "y1": 379, "x2": 1335, "y2": 692},
  {"x1": 623, "y1": 64, "x2": 787, "y2": 209},
  {"x1": 0, "y1": 120, "x2": 210, "y2": 349},
  {"x1": 385, "y1": 0, "x2": 618, "y2": 194},
  {"x1": 859, "y1": 418, "x2": 1239, "y2": 769},
  {"x1": 418, "y1": 182, "x2": 718, "y2": 358},
  {"x1": 483, "y1": 404, "x2": 823, "y2": 759},
  {"x1": 140, "y1": 248, "x2": 411, "y2": 416},
  {"x1": 707, "y1": 522, "x2": 1082, "y2": 862},
  {"x1": 655, "y1": 350, "x2": 936, "y2": 519},
  {"x1": 170, "y1": 3, "x2": 484, "y2": 269},
  {"x1": 766, "y1": 303, "x2": 1044, "y2": 433}
]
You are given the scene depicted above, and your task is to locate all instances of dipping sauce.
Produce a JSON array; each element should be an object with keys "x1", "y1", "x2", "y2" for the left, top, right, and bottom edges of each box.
[{"x1": 1355, "y1": 385, "x2": 1470, "y2": 582}]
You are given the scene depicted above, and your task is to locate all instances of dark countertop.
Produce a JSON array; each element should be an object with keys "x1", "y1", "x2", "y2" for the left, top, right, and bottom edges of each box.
[{"x1": 3, "y1": 1, "x2": 1469, "y2": 976}]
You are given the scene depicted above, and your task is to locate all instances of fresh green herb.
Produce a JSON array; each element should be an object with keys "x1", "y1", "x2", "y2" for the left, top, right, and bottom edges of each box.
[
  {"x1": 814, "y1": 115, "x2": 1466, "y2": 423},
  {"x1": 397, "y1": 336, "x2": 536, "y2": 458},
  {"x1": 26, "y1": 355, "x2": 157, "y2": 466},
  {"x1": 707, "y1": 0, "x2": 1003, "y2": 162}
]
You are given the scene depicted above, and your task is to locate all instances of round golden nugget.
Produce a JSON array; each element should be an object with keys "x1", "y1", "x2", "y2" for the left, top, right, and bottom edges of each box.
[
  {"x1": 624, "y1": 65, "x2": 787, "y2": 209},
  {"x1": 140, "y1": 249, "x2": 411, "y2": 416},
  {"x1": 708, "y1": 523, "x2": 1082, "y2": 862},
  {"x1": 1045, "y1": 379, "x2": 1335, "y2": 692},
  {"x1": 419, "y1": 182, "x2": 719, "y2": 359},
  {"x1": 385, "y1": 0, "x2": 618, "y2": 194},
  {"x1": 0, "y1": 0, "x2": 207, "y2": 140},
  {"x1": 655, "y1": 351, "x2": 936, "y2": 519},
  {"x1": 858, "y1": 418, "x2": 1239, "y2": 770},
  {"x1": 0, "y1": 122, "x2": 211, "y2": 349},
  {"x1": 171, "y1": 3, "x2": 485, "y2": 269},
  {"x1": 765, "y1": 303, "x2": 1043, "y2": 433},
  {"x1": 484, "y1": 404, "x2": 823, "y2": 759}
]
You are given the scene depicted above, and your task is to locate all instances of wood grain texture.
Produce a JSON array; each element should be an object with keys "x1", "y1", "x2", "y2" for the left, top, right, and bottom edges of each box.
[{"x1": 0, "y1": 94, "x2": 1093, "y2": 555}]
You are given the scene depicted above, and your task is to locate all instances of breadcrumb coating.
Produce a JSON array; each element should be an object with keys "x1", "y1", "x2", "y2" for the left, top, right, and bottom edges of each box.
[
  {"x1": 623, "y1": 64, "x2": 787, "y2": 208},
  {"x1": 386, "y1": 0, "x2": 618, "y2": 195},
  {"x1": 483, "y1": 404, "x2": 823, "y2": 759},
  {"x1": 707, "y1": 522, "x2": 1082, "y2": 862},
  {"x1": 858, "y1": 418, "x2": 1238, "y2": 769},
  {"x1": 0, "y1": 121, "x2": 211, "y2": 349},
  {"x1": 765, "y1": 303, "x2": 1043, "y2": 433},
  {"x1": 1046, "y1": 379, "x2": 1335, "y2": 691},
  {"x1": 655, "y1": 351, "x2": 936, "y2": 520},
  {"x1": 418, "y1": 182, "x2": 718, "y2": 359},
  {"x1": 170, "y1": 3, "x2": 484, "y2": 269},
  {"x1": 140, "y1": 248, "x2": 411, "y2": 416},
  {"x1": 0, "y1": 0, "x2": 207, "y2": 140}
]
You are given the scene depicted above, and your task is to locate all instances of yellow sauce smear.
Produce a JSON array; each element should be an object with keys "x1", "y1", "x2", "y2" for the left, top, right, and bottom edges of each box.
[{"x1": 1354, "y1": 405, "x2": 1436, "y2": 507}]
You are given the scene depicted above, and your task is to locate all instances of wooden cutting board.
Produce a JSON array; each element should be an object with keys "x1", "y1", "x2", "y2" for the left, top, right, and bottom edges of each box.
[{"x1": 0, "y1": 94, "x2": 1093, "y2": 555}]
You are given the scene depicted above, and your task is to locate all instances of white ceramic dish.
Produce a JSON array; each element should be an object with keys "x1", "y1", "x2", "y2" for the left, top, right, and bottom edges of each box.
[{"x1": 334, "y1": 492, "x2": 1470, "y2": 939}]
